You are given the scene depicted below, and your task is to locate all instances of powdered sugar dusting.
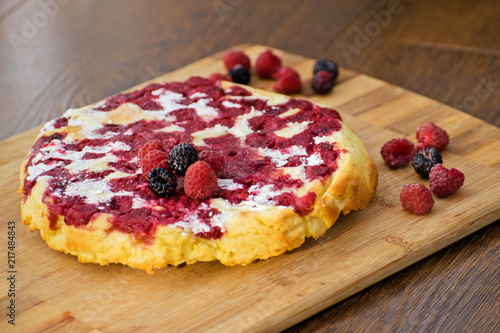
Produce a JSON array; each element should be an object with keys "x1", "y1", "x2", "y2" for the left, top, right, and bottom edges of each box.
[{"x1": 259, "y1": 145, "x2": 308, "y2": 167}]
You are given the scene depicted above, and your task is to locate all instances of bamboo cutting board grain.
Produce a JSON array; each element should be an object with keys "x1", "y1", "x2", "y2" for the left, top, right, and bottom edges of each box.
[{"x1": 1, "y1": 45, "x2": 499, "y2": 332}]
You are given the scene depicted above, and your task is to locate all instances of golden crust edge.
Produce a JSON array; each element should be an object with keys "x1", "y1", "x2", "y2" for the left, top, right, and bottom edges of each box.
[{"x1": 20, "y1": 178, "x2": 307, "y2": 274}]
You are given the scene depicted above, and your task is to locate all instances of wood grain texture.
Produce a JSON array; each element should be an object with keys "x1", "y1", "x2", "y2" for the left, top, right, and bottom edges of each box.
[
  {"x1": 1, "y1": 45, "x2": 499, "y2": 332},
  {"x1": 1, "y1": 0, "x2": 499, "y2": 331},
  {"x1": 1, "y1": 0, "x2": 499, "y2": 143},
  {"x1": 286, "y1": 221, "x2": 500, "y2": 333}
]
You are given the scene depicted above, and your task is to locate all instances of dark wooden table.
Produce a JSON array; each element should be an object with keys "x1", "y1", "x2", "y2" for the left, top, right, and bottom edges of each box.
[{"x1": 1, "y1": 0, "x2": 499, "y2": 331}]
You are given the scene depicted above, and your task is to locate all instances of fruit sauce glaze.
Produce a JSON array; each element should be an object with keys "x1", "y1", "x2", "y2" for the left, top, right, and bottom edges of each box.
[{"x1": 22, "y1": 77, "x2": 343, "y2": 242}]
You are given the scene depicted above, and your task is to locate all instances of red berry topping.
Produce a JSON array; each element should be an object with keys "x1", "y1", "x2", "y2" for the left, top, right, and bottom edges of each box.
[
  {"x1": 209, "y1": 72, "x2": 232, "y2": 83},
  {"x1": 223, "y1": 50, "x2": 251, "y2": 71},
  {"x1": 273, "y1": 67, "x2": 301, "y2": 94},
  {"x1": 161, "y1": 132, "x2": 192, "y2": 152},
  {"x1": 400, "y1": 183, "x2": 434, "y2": 215},
  {"x1": 416, "y1": 122, "x2": 449, "y2": 152},
  {"x1": 380, "y1": 138, "x2": 416, "y2": 168},
  {"x1": 311, "y1": 70, "x2": 335, "y2": 94},
  {"x1": 184, "y1": 161, "x2": 219, "y2": 199},
  {"x1": 141, "y1": 150, "x2": 170, "y2": 180},
  {"x1": 138, "y1": 139, "x2": 165, "y2": 164},
  {"x1": 198, "y1": 150, "x2": 226, "y2": 176},
  {"x1": 429, "y1": 164, "x2": 465, "y2": 197},
  {"x1": 256, "y1": 50, "x2": 282, "y2": 78}
]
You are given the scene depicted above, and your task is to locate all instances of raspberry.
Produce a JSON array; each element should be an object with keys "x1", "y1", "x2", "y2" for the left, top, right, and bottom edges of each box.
[
  {"x1": 167, "y1": 143, "x2": 198, "y2": 175},
  {"x1": 228, "y1": 65, "x2": 250, "y2": 85},
  {"x1": 429, "y1": 164, "x2": 465, "y2": 197},
  {"x1": 209, "y1": 72, "x2": 232, "y2": 83},
  {"x1": 141, "y1": 150, "x2": 169, "y2": 180},
  {"x1": 184, "y1": 161, "x2": 219, "y2": 199},
  {"x1": 400, "y1": 183, "x2": 434, "y2": 215},
  {"x1": 416, "y1": 122, "x2": 449, "y2": 152},
  {"x1": 412, "y1": 147, "x2": 443, "y2": 179},
  {"x1": 273, "y1": 67, "x2": 301, "y2": 94},
  {"x1": 311, "y1": 70, "x2": 335, "y2": 94},
  {"x1": 198, "y1": 150, "x2": 226, "y2": 176},
  {"x1": 222, "y1": 50, "x2": 251, "y2": 71},
  {"x1": 380, "y1": 138, "x2": 416, "y2": 168},
  {"x1": 255, "y1": 50, "x2": 282, "y2": 79},
  {"x1": 313, "y1": 59, "x2": 339, "y2": 79},
  {"x1": 148, "y1": 167, "x2": 177, "y2": 197},
  {"x1": 138, "y1": 139, "x2": 165, "y2": 165}
]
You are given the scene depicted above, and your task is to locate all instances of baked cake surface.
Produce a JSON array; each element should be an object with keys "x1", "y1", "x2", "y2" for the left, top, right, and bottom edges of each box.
[{"x1": 20, "y1": 77, "x2": 377, "y2": 273}]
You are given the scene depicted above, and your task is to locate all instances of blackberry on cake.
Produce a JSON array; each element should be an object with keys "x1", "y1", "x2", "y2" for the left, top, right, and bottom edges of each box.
[
  {"x1": 148, "y1": 167, "x2": 178, "y2": 197},
  {"x1": 167, "y1": 143, "x2": 198, "y2": 175}
]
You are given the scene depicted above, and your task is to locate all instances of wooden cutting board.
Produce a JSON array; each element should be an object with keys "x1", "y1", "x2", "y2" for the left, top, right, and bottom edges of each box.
[{"x1": 1, "y1": 44, "x2": 499, "y2": 332}]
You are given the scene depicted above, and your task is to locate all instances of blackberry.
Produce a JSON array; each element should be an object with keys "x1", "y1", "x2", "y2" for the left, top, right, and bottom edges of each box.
[
  {"x1": 313, "y1": 59, "x2": 339, "y2": 79},
  {"x1": 412, "y1": 147, "x2": 443, "y2": 178},
  {"x1": 228, "y1": 65, "x2": 250, "y2": 85},
  {"x1": 167, "y1": 143, "x2": 198, "y2": 175},
  {"x1": 311, "y1": 70, "x2": 335, "y2": 94},
  {"x1": 148, "y1": 167, "x2": 177, "y2": 197}
]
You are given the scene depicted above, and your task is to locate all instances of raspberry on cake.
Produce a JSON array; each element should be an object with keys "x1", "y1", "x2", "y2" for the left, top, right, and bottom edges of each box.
[
  {"x1": 138, "y1": 139, "x2": 165, "y2": 164},
  {"x1": 141, "y1": 149, "x2": 169, "y2": 180},
  {"x1": 19, "y1": 77, "x2": 377, "y2": 273},
  {"x1": 184, "y1": 161, "x2": 219, "y2": 199}
]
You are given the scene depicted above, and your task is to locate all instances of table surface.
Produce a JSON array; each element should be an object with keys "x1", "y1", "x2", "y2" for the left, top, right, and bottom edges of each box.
[{"x1": 1, "y1": 1, "x2": 499, "y2": 332}]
